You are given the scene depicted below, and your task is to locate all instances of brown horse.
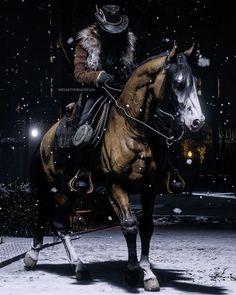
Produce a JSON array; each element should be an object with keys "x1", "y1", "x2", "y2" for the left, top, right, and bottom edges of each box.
[{"x1": 24, "y1": 44, "x2": 205, "y2": 291}]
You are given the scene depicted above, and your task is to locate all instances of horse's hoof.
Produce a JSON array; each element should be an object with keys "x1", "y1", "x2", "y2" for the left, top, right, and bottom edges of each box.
[
  {"x1": 76, "y1": 269, "x2": 91, "y2": 281},
  {"x1": 144, "y1": 278, "x2": 160, "y2": 292},
  {"x1": 125, "y1": 268, "x2": 140, "y2": 287},
  {"x1": 24, "y1": 253, "x2": 38, "y2": 269}
]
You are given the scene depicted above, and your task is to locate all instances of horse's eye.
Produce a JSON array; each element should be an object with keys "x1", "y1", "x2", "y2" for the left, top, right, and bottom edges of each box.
[{"x1": 175, "y1": 80, "x2": 185, "y2": 90}]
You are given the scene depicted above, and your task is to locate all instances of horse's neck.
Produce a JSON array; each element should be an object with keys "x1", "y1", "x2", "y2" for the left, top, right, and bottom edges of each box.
[{"x1": 117, "y1": 55, "x2": 167, "y2": 120}]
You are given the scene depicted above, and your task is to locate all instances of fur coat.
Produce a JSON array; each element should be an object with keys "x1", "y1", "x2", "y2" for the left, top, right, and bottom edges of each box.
[{"x1": 74, "y1": 24, "x2": 137, "y2": 85}]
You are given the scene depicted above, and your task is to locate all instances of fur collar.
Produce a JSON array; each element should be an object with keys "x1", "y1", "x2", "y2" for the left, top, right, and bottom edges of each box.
[{"x1": 76, "y1": 24, "x2": 136, "y2": 70}]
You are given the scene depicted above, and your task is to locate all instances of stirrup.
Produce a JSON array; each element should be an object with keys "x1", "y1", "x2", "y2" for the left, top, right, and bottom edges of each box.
[
  {"x1": 68, "y1": 169, "x2": 94, "y2": 194},
  {"x1": 73, "y1": 122, "x2": 93, "y2": 147},
  {"x1": 165, "y1": 168, "x2": 185, "y2": 194}
]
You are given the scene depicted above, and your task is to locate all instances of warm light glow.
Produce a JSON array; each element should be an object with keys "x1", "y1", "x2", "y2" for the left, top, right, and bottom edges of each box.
[{"x1": 187, "y1": 150, "x2": 193, "y2": 158}]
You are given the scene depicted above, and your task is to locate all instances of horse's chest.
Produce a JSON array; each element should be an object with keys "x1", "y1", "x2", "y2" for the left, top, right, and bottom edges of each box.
[
  {"x1": 102, "y1": 124, "x2": 160, "y2": 181},
  {"x1": 129, "y1": 153, "x2": 157, "y2": 181}
]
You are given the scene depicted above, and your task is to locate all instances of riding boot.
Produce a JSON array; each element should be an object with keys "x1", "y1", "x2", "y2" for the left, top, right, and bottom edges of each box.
[
  {"x1": 77, "y1": 97, "x2": 95, "y2": 127},
  {"x1": 73, "y1": 98, "x2": 95, "y2": 147}
]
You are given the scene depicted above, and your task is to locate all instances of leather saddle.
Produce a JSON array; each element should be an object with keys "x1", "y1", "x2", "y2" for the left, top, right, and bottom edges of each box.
[
  {"x1": 55, "y1": 102, "x2": 78, "y2": 149},
  {"x1": 55, "y1": 99, "x2": 111, "y2": 150}
]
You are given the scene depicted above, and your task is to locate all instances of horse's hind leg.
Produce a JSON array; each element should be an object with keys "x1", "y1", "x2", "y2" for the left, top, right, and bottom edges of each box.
[
  {"x1": 24, "y1": 147, "x2": 50, "y2": 268},
  {"x1": 52, "y1": 194, "x2": 89, "y2": 281},
  {"x1": 110, "y1": 184, "x2": 139, "y2": 286},
  {"x1": 24, "y1": 196, "x2": 50, "y2": 268},
  {"x1": 139, "y1": 192, "x2": 160, "y2": 291}
]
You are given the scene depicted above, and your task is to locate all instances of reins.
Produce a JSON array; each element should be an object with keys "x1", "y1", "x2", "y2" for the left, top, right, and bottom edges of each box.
[{"x1": 102, "y1": 82, "x2": 184, "y2": 146}]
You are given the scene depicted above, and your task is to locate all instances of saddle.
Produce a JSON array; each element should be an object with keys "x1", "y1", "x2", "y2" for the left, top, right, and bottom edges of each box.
[
  {"x1": 54, "y1": 98, "x2": 112, "y2": 194},
  {"x1": 73, "y1": 100, "x2": 111, "y2": 148},
  {"x1": 55, "y1": 102, "x2": 78, "y2": 149},
  {"x1": 55, "y1": 98, "x2": 111, "y2": 149}
]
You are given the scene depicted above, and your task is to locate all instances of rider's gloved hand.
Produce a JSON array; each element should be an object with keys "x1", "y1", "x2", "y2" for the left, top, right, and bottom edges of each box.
[{"x1": 96, "y1": 71, "x2": 114, "y2": 87}]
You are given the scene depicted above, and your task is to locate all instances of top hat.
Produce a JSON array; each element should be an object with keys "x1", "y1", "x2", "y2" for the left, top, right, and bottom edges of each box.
[{"x1": 95, "y1": 5, "x2": 129, "y2": 34}]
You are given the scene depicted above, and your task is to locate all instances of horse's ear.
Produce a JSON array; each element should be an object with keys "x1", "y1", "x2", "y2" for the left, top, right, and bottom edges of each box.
[
  {"x1": 167, "y1": 41, "x2": 177, "y2": 61},
  {"x1": 183, "y1": 43, "x2": 195, "y2": 56}
]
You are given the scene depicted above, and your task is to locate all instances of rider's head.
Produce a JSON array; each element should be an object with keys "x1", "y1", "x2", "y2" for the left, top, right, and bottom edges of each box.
[{"x1": 95, "y1": 5, "x2": 129, "y2": 34}]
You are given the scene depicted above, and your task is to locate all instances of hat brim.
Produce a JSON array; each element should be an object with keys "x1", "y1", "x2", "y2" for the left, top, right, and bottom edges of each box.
[{"x1": 96, "y1": 15, "x2": 129, "y2": 34}]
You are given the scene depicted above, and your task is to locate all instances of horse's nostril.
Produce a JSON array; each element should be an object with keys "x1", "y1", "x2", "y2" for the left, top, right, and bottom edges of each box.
[{"x1": 192, "y1": 119, "x2": 200, "y2": 127}]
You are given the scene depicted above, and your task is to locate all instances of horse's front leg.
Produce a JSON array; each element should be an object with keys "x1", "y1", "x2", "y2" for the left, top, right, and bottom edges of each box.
[
  {"x1": 53, "y1": 194, "x2": 89, "y2": 281},
  {"x1": 57, "y1": 232, "x2": 89, "y2": 280},
  {"x1": 110, "y1": 183, "x2": 139, "y2": 286},
  {"x1": 139, "y1": 192, "x2": 160, "y2": 291}
]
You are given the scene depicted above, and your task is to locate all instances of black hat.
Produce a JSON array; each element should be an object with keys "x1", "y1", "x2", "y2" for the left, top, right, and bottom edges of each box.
[{"x1": 95, "y1": 5, "x2": 129, "y2": 34}]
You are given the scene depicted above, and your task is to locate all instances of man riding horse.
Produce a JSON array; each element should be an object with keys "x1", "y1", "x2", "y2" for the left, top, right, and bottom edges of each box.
[
  {"x1": 71, "y1": 5, "x2": 136, "y2": 191},
  {"x1": 24, "y1": 4, "x2": 206, "y2": 287},
  {"x1": 57, "y1": 4, "x2": 184, "y2": 193}
]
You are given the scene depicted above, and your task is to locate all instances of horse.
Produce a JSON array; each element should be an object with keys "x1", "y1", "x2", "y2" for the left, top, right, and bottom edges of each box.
[{"x1": 24, "y1": 44, "x2": 205, "y2": 291}]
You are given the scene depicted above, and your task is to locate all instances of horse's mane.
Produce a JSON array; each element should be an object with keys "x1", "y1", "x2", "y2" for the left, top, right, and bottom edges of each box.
[
  {"x1": 139, "y1": 52, "x2": 193, "y2": 77},
  {"x1": 167, "y1": 53, "x2": 194, "y2": 80},
  {"x1": 138, "y1": 52, "x2": 168, "y2": 66}
]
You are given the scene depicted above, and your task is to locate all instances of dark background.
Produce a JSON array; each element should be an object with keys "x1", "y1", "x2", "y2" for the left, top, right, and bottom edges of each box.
[{"x1": 0, "y1": 0, "x2": 235, "y2": 191}]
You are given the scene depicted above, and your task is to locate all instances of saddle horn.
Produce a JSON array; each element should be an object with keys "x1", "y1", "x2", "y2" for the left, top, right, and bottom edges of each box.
[
  {"x1": 167, "y1": 41, "x2": 177, "y2": 61},
  {"x1": 183, "y1": 43, "x2": 195, "y2": 56}
]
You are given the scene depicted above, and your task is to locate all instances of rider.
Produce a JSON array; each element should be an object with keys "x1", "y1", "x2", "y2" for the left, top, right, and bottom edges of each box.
[
  {"x1": 71, "y1": 4, "x2": 137, "y2": 191},
  {"x1": 73, "y1": 4, "x2": 136, "y2": 139},
  {"x1": 70, "y1": 4, "x2": 184, "y2": 194}
]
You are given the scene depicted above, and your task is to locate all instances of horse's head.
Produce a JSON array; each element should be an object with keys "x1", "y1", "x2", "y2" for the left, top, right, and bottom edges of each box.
[
  {"x1": 117, "y1": 44, "x2": 205, "y2": 141},
  {"x1": 164, "y1": 45, "x2": 205, "y2": 132}
]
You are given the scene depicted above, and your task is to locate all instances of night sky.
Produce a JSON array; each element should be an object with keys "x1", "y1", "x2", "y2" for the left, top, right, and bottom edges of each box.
[{"x1": 0, "y1": 0, "x2": 235, "y2": 184}]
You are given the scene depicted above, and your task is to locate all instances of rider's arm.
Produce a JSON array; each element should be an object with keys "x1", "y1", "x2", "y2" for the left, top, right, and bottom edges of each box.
[{"x1": 74, "y1": 43, "x2": 103, "y2": 86}]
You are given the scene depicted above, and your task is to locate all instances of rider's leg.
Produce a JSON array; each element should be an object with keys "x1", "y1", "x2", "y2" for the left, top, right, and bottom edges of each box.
[
  {"x1": 69, "y1": 98, "x2": 95, "y2": 193},
  {"x1": 77, "y1": 97, "x2": 95, "y2": 127},
  {"x1": 73, "y1": 97, "x2": 97, "y2": 148}
]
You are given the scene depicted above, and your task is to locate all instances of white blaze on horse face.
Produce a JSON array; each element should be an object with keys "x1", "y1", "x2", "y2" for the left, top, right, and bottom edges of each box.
[
  {"x1": 177, "y1": 77, "x2": 205, "y2": 132},
  {"x1": 176, "y1": 72, "x2": 184, "y2": 84}
]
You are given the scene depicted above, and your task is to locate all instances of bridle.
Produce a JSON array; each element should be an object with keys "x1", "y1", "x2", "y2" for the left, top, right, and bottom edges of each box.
[
  {"x1": 102, "y1": 80, "x2": 185, "y2": 146},
  {"x1": 153, "y1": 107, "x2": 185, "y2": 145}
]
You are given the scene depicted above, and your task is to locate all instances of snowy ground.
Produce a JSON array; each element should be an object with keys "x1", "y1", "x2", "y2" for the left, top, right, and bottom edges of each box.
[{"x1": 0, "y1": 225, "x2": 236, "y2": 295}]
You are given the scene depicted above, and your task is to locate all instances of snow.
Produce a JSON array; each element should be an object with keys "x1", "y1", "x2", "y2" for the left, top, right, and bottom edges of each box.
[
  {"x1": 197, "y1": 56, "x2": 210, "y2": 67},
  {"x1": 0, "y1": 226, "x2": 236, "y2": 294},
  {"x1": 192, "y1": 192, "x2": 235, "y2": 199},
  {"x1": 173, "y1": 208, "x2": 182, "y2": 214}
]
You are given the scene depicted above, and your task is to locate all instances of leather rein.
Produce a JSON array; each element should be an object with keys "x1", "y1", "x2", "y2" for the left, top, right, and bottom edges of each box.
[{"x1": 102, "y1": 80, "x2": 184, "y2": 147}]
